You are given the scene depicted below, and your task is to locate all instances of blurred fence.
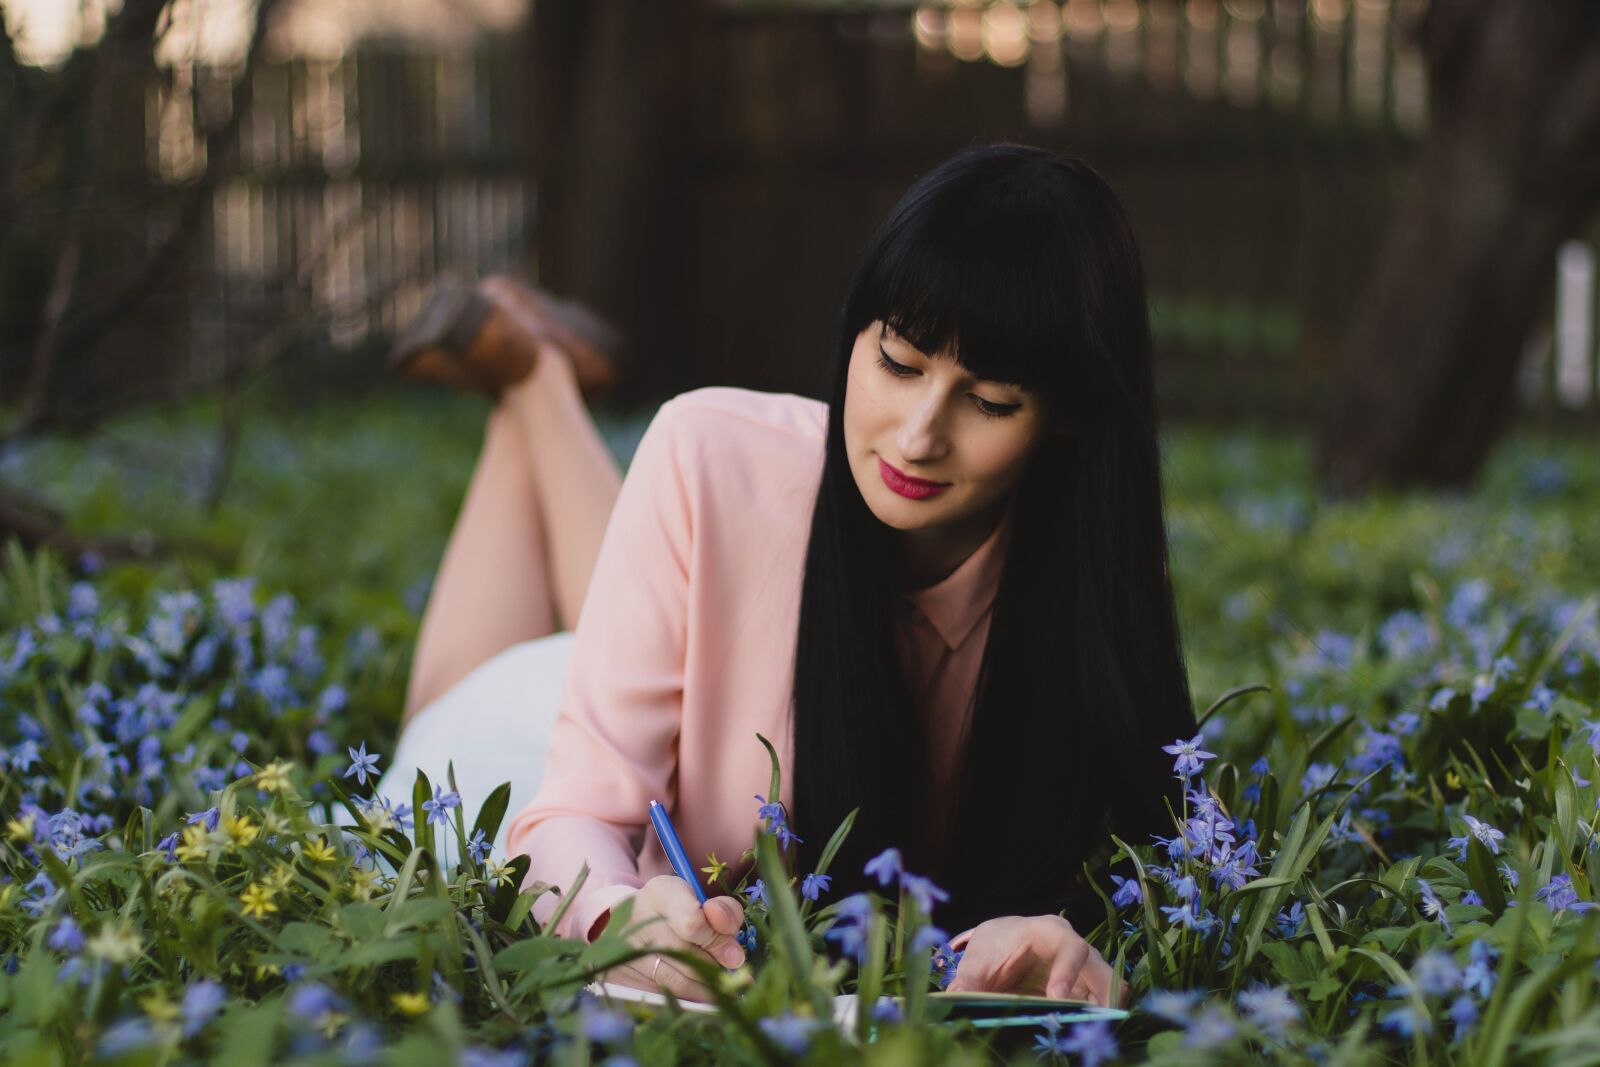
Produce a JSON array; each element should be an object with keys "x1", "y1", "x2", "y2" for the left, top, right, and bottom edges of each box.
[
  {"x1": 149, "y1": 38, "x2": 533, "y2": 384},
  {"x1": 137, "y1": 1, "x2": 1597, "y2": 423}
]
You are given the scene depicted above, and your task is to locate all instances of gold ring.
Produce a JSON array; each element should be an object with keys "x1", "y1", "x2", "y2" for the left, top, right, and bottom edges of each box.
[{"x1": 651, "y1": 956, "x2": 663, "y2": 984}]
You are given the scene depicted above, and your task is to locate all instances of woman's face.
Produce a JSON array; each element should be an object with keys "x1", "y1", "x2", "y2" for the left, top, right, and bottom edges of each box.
[{"x1": 843, "y1": 319, "x2": 1061, "y2": 541}]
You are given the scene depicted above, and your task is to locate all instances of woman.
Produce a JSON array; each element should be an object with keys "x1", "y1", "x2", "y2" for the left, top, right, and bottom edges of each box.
[{"x1": 375, "y1": 143, "x2": 1194, "y2": 1009}]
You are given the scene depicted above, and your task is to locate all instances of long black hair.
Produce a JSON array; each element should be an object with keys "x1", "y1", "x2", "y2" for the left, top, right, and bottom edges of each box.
[{"x1": 789, "y1": 143, "x2": 1196, "y2": 936}]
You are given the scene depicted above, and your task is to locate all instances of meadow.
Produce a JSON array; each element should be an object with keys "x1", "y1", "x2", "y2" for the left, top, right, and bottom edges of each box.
[{"x1": 1, "y1": 383, "x2": 1598, "y2": 1065}]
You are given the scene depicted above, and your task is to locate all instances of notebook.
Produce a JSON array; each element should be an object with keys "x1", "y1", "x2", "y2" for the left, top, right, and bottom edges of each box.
[{"x1": 587, "y1": 981, "x2": 1130, "y2": 1031}]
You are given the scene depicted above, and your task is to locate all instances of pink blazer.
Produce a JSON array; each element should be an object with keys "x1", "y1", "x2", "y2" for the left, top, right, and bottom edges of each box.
[{"x1": 504, "y1": 387, "x2": 1014, "y2": 941}]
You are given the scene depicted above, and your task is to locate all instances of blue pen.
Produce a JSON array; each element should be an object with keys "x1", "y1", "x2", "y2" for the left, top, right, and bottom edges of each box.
[{"x1": 648, "y1": 799, "x2": 708, "y2": 904}]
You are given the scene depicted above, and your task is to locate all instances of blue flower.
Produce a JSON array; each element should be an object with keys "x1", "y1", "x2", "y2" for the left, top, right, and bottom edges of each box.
[
  {"x1": 900, "y1": 873, "x2": 949, "y2": 914},
  {"x1": 910, "y1": 925, "x2": 948, "y2": 952},
  {"x1": 1161, "y1": 734, "x2": 1216, "y2": 779},
  {"x1": 1109, "y1": 874, "x2": 1142, "y2": 909},
  {"x1": 1059, "y1": 1018, "x2": 1119, "y2": 1065},
  {"x1": 758, "y1": 1013, "x2": 819, "y2": 1056},
  {"x1": 1181, "y1": 1004, "x2": 1236, "y2": 1049},
  {"x1": 343, "y1": 742, "x2": 382, "y2": 787},
  {"x1": 181, "y1": 980, "x2": 226, "y2": 1038},
  {"x1": 863, "y1": 848, "x2": 902, "y2": 886},
  {"x1": 1237, "y1": 985, "x2": 1299, "y2": 1038},
  {"x1": 801, "y1": 872, "x2": 831, "y2": 901},
  {"x1": 1447, "y1": 814, "x2": 1506, "y2": 862},
  {"x1": 1416, "y1": 879, "x2": 1452, "y2": 933},
  {"x1": 186, "y1": 806, "x2": 221, "y2": 832},
  {"x1": 1411, "y1": 950, "x2": 1462, "y2": 997},
  {"x1": 1461, "y1": 940, "x2": 1498, "y2": 998},
  {"x1": 1536, "y1": 873, "x2": 1598, "y2": 915},
  {"x1": 1448, "y1": 993, "x2": 1478, "y2": 1035},
  {"x1": 1379, "y1": 1003, "x2": 1433, "y2": 1037},
  {"x1": 287, "y1": 982, "x2": 346, "y2": 1023},
  {"x1": 930, "y1": 942, "x2": 962, "y2": 989},
  {"x1": 744, "y1": 879, "x2": 769, "y2": 908},
  {"x1": 422, "y1": 785, "x2": 461, "y2": 827},
  {"x1": 580, "y1": 997, "x2": 633, "y2": 1045},
  {"x1": 871, "y1": 997, "x2": 902, "y2": 1023},
  {"x1": 1249, "y1": 756, "x2": 1270, "y2": 776},
  {"x1": 48, "y1": 917, "x2": 84, "y2": 954}
]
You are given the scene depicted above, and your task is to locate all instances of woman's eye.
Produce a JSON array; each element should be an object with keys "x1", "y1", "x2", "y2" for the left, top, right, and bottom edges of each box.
[
  {"x1": 876, "y1": 347, "x2": 914, "y2": 377},
  {"x1": 973, "y1": 397, "x2": 1020, "y2": 419}
]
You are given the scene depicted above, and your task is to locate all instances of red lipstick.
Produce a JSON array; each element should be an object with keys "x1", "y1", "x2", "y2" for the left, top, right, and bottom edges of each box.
[{"x1": 878, "y1": 457, "x2": 950, "y2": 500}]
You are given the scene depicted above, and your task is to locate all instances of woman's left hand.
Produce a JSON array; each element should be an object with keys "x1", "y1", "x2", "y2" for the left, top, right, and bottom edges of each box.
[{"x1": 943, "y1": 915, "x2": 1127, "y2": 1007}]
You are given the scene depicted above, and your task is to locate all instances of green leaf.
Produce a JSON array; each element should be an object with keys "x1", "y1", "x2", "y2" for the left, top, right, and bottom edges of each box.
[
  {"x1": 1554, "y1": 765, "x2": 1578, "y2": 857},
  {"x1": 544, "y1": 862, "x2": 589, "y2": 937},
  {"x1": 339, "y1": 903, "x2": 385, "y2": 942},
  {"x1": 472, "y1": 782, "x2": 513, "y2": 851},
  {"x1": 756, "y1": 732, "x2": 782, "y2": 813},
  {"x1": 1465, "y1": 837, "x2": 1507, "y2": 915},
  {"x1": 493, "y1": 938, "x2": 575, "y2": 973},
  {"x1": 1196, "y1": 683, "x2": 1271, "y2": 728},
  {"x1": 813, "y1": 807, "x2": 858, "y2": 882}
]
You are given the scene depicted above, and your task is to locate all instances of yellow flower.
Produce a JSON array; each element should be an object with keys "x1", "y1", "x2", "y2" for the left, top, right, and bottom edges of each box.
[
  {"x1": 303, "y1": 837, "x2": 338, "y2": 863},
  {"x1": 485, "y1": 859, "x2": 514, "y2": 888},
  {"x1": 224, "y1": 814, "x2": 260, "y2": 847},
  {"x1": 255, "y1": 761, "x2": 295, "y2": 794},
  {"x1": 266, "y1": 863, "x2": 296, "y2": 892},
  {"x1": 253, "y1": 961, "x2": 282, "y2": 981},
  {"x1": 316, "y1": 1011, "x2": 349, "y2": 1040},
  {"x1": 86, "y1": 924, "x2": 143, "y2": 964},
  {"x1": 262, "y1": 811, "x2": 291, "y2": 837},
  {"x1": 0, "y1": 883, "x2": 16, "y2": 912},
  {"x1": 700, "y1": 852, "x2": 730, "y2": 886},
  {"x1": 5, "y1": 813, "x2": 36, "y2": 841},
  {"x1": 391, "y1": 991, "x2": 430, "y2": 1016},
  {"x1": 139, "y1": 992, "x2": 181, "y2": 1024},
  {"x1": 347, "y1": 866, "x2": 381, "y2": 902},
  {"x1": 176, "y1": 825, "x2": 211, "y2": 862},
  {"x1": 1445, "y1": 770, "x2": 1464, "y2": 790},
  {"x1": 239, "y1": 882, "x2": 279, "y2": 920}
]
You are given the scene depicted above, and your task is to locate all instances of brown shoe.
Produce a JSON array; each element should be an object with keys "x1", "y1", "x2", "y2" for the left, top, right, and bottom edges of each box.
[
  {"x1": 480, "y1": 275, "x2": 629, "y2": 404},
  {"x1": 389, "y1": 279, "x2": 536, "y2": 399},
  {"x1": 390, "y1": 277, "x2": 628, "y2": 403}
]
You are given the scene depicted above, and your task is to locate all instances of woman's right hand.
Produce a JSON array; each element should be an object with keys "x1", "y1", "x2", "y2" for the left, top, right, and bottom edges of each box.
[{"x1": 598, "y1": 875, "x2": 747, "y2": 1002}]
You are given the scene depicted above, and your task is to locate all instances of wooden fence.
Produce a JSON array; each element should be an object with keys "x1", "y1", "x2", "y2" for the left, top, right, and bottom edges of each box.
[{"x1": 142, "y1": 1, "x2": 1596, "y2": 422}]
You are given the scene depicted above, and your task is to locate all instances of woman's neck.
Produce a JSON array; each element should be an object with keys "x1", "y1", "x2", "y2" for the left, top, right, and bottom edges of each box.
[{"x1": 898, "y1": 499, "x2": 1010, "y2": 591}]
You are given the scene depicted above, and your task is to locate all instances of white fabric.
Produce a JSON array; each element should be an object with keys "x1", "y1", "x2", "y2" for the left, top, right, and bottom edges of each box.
[{"x1": 331, "y1": 632, "x2": 574, "y2": 863}]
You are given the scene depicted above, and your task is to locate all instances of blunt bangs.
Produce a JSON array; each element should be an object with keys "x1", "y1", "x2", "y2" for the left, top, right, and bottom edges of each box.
[{"x1": 841, "y1": 154, "x2": 1091, "y2": 404}]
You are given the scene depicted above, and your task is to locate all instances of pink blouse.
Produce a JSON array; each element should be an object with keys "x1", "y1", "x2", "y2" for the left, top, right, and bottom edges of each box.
[{"x1": 504, "y1": 386, "x2": 1014, "y2": 942}]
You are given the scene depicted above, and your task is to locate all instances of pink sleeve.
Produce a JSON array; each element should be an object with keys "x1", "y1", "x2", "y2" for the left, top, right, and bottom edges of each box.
[{"x1": 503, "y1": 397, "x2": 693, "y2": 942}]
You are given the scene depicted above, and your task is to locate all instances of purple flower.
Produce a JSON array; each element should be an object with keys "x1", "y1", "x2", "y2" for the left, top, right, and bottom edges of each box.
[
  {"x1": 186, "y1": 806, "x2": 220, "y2": 832},
  {"x1": 910, "y1": 925, "x2": 948, "y2": 952},
  {"x1": 871, "y1": 996, "x2": 902, "y2": 1023},
  {"x1": 1536, "y1": 873, "x2": 1598, "y2": 915},
  {"x1": 1237, "y1": 985, "x2": 1299, "y2": 1038},
  {"x1": 1059, "y1": 1018, "x2": 1119, "y2": 1065},
  {"x1": 1162, "y1": 734, "x2": 1216, "y2": 779},
  {"x1": 1411, "y1": 950, "x2": 1462, "y2": 997},
  {"x1": 343, "y1": 742, "x2": 381, "y2": 787},
  {"x1": 930, "y1": 942, "x2": 962, "y2": 988},
  {"x1": 1449, "y1": 993, "x2": 1478, "y2": 1035},
  {"x1": 1109, "y1": 874, "x2": 1142, "y2": 909},
  {"x1": 181, "y1": 980, "x2": 226, "y2": 1037},
  {"x1": 463, "y1": 828, "x2": 491, "y2": 865},
  {"x1": 1182, "y1": 1004, "x2": 1236, "y2": 1049},
  {"x1": 900, "y1": 873, "x2": 949, "y2": 915},
  {"x1": 744, "y1": 879, "x2": 769, "y2": 908},
  {"x1": 801, "y1": 872, "x2": 831, "y2": 901},
  {"x1": 580, "y1": 997, "x2": 633, "y2": 1044},
  {"x1": 422, "y1": 785, "x2": 461, "y2": 827},
  {"x1": 1380, "y1": 1003, "x2": 1433, "y2": 1037},
  {"x1": 48, "y1": 917, "x2": 84, "y2": 954},
  {"x1": 1446, "y1": 814, "x2": 1506, "y2": 862},
  {"x1": 1416, "y1": 879, "x2": 1451, "y2": 934},
  {"x1": 863, "y1": 848, "x2": 902, "y2": 887},
  {"x1": 758, "y1": 1013, "x2": 819, "y2": 1055}
]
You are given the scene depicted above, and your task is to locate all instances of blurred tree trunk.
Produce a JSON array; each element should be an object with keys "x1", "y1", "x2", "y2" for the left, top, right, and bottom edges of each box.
[
  {"x1": 526, "y1": 0, "x2": 711, "y2": 402},
  {"x1": 1316, "y1": 1, "x2": 1600, "y2": 493}
]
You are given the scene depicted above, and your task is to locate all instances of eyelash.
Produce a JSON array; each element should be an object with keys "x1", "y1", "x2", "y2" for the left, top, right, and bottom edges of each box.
[{"x1": 876, "y1": 347, "x2": 1019, "y2": 419}]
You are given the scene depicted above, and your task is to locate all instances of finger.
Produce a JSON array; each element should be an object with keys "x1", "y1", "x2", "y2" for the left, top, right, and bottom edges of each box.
[
  {"x1": 704, "y1": 895, "x2": 745, "y2": 935},
  {"x1": 1069, "y1": 953, "x2": 1115, "y2": 1006},
  {"x1": 611, "y1": 952, "x2": 716, "y2": 1003},
  {"x1": 948, "y1": 927, "x2": 978, "y2": 951},
  {"x1": 1043, "y1": 939, "x2": 1091, "y2": 1000}
]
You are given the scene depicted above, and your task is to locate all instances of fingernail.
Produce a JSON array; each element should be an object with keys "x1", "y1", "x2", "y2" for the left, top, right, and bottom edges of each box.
[{"x1": 720, "y1": 947, "x2": 744, "y2": 968}]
